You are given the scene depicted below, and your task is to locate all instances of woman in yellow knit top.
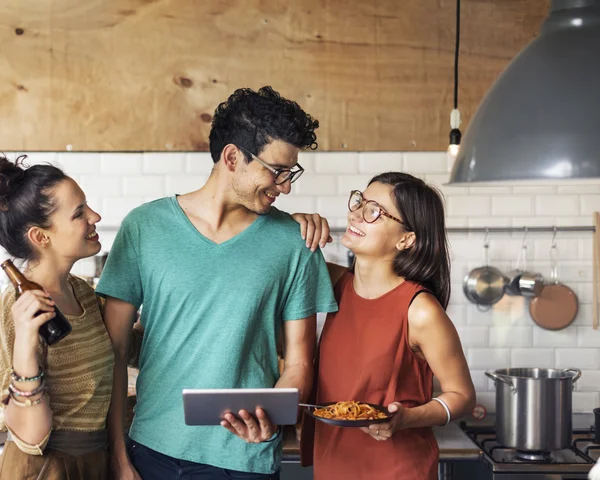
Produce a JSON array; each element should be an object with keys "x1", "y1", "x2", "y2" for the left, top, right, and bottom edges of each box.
[{"x1": 0, "y1": 154, "x2": 114, "y2": 479}]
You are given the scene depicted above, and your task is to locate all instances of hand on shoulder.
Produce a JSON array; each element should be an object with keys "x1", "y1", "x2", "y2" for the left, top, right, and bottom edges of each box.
[{"x1": 291, "y1": 212, "x2": 334, "y2": 252}]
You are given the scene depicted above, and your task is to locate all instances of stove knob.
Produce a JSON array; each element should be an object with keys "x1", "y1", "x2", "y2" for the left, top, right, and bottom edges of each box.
[{"x1": 472, "y1": 404, "x2": 486, "y2": 420}]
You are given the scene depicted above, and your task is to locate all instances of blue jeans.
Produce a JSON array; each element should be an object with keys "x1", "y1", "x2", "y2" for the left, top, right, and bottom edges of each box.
[{"x1": 126, "y1": 436, "x2": 280, "y2": 480}]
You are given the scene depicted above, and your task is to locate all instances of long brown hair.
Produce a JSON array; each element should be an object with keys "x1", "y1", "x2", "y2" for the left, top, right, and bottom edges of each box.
[{"x1": 368, "y1": 172, "x2": 451, "y2": 309}]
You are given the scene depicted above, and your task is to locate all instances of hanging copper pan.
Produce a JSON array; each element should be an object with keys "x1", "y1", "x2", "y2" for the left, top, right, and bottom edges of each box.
[{"x1": 529, "y1": 241, "x2": 578, "y2": 330}]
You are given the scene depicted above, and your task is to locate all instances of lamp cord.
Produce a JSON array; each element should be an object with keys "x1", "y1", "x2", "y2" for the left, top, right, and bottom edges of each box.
[{"x1": 454, "y1": 0, "x2": 460, "y2": 109}]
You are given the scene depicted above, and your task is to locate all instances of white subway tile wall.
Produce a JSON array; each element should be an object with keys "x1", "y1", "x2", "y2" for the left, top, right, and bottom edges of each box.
[{"x1": 2, "y1": 150, "x2": 599, "y2": 414}]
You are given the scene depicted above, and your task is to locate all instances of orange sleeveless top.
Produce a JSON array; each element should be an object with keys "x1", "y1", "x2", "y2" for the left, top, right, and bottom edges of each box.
[{"x1": 307, "y1": 272, "x2": 439, "y2": 480}]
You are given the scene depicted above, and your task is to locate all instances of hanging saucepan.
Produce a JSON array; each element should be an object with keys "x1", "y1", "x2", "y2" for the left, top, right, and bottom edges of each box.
[
  {"x1": 463, "y1": 237, "x2": 507, "y2": 309},
  {"x1": 506, "y1": 230, "x2": 544, "y2": 297},
  {"x1": 529, "y1": 241, "x2": 578, "y2": 330}
]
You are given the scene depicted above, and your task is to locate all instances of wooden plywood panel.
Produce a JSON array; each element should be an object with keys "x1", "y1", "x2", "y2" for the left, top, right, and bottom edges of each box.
[{"x1": 0, "y1": 0, "x2": 549, "y2": 152}]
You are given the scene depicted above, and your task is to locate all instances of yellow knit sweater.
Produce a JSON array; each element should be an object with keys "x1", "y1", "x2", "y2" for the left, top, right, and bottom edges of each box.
[{"x1": 0, "y1": 275, "x2": 114, "y2": 453}]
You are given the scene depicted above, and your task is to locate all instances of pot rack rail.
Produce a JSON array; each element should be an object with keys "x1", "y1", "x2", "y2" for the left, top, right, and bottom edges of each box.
[
  {"x1": 96, "y1": 225, "x2": 596, "y2": 234},
  {"x1": 330, "y1": 225, "x2": 596, "y2": 234}
]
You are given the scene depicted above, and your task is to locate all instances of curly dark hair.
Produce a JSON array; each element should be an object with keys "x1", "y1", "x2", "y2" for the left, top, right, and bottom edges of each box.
[
  {"x1": 0, "y1": 154, "x2": 67, "y2": 261},
  {"x1": 368, "y1": 172, "x2": 451, "y2": 309},
  {"x1": 209, "y1": 86, "x2": 319, "y2": 163}
]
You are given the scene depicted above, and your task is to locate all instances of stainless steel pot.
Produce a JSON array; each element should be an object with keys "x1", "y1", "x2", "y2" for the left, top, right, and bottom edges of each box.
[
  {"x1": 506, "y1": 270, "x2": 544, "y2": 297},
  {"x1": 516, "y1": 271, "x2": 544, "y2": 296},
  {"x1": 485, "y1": 368, "x2": 581, "y2": 451},
  {"x1": 505, "y1": 241, "x2": 543, "y2": 297}
]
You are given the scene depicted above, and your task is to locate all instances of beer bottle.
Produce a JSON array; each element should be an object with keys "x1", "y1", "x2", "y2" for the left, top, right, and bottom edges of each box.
[{"x1": 1, "y1": 259, "x2": 72, "y2": 345}]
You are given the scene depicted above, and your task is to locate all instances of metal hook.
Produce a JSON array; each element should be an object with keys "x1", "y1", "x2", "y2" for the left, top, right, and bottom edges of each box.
[
  {"x1": 515, "y1": 227, "x2": 529, "y2": 271},
  {"x1": 550, "y1": 226, "x2": 559, "y2": 282},
  {"x1": 482, "y1": 228, "x2": 491, "y2": 266},
  {"x1": 521, "y1": 226, "x2": 529, "y2": 246}
]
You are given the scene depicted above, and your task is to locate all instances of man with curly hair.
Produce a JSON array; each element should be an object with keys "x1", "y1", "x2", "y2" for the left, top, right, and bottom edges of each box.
[{"x1": 97, "y1": 86, "x2": 338, "y2": 479}]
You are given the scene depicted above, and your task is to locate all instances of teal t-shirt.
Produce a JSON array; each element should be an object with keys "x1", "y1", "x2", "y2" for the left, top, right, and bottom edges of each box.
[{"x1": 95, "y1": 196, "x2": 338, "y2": 474}]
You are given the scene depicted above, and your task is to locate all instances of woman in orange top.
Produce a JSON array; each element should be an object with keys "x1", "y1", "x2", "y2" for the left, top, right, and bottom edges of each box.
[{"x1": 301, "y1": 172, "x2": 476, "y2": 480}]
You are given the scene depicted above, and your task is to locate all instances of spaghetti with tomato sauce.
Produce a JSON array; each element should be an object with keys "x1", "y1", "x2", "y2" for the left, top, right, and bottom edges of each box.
[{"x1": 312, "y1": 401, "x2": 388, "y2": 421}]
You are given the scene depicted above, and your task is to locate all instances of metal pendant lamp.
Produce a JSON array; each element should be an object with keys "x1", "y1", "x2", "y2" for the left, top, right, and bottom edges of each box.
[{"x1": 448, "y1": 0, "x2": 600, "y2": 185}]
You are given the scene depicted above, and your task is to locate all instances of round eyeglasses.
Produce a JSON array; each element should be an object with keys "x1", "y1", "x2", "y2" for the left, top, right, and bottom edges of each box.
[{"x1": 348, "y1": 190, "x2": 404, "y2": 225}]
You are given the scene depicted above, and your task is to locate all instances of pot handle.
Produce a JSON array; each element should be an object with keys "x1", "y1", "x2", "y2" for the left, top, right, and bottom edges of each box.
[
  {"x1": 564, "y1": 368, "x2": 582, "y2": 384},
  {"x1": 485, "y1": 370, "x2": 516, "y2": 393}
]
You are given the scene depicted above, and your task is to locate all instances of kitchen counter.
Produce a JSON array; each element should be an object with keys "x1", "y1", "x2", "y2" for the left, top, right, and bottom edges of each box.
[
  {"x1": 433, "y1": 422, "x2": 482, "y2": 460},
  {"x1": 282, "y1": 420, "x2": 481, "y2": 462}
]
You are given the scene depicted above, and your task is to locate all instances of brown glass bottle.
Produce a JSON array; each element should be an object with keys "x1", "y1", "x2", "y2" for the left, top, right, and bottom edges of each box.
[{"x1": 1, "y1": 259, "x2": 72, "y2": 345}]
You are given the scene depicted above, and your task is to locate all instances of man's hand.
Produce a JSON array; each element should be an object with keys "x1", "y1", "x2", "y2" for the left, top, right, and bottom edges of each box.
[
  {"x1": 221, "y1": 408, "x2": 279, "y2": 443},
  {"x1": 291, "y1": 213, "x2": 333, "y2": 252}
]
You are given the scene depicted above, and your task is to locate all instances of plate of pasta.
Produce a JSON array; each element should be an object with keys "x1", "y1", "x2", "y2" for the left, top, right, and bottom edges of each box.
[{"x1": 304, "y1": 400, "x2": 393, "y2": 427}]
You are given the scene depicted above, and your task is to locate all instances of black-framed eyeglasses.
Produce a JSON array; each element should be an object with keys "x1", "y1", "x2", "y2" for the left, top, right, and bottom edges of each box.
[
  {"x1": 348, "y1": 190, "x2": 405, "y2": 225},
  {"x1": 237, "y1": 145, "x2": 304, "y2": 185}
]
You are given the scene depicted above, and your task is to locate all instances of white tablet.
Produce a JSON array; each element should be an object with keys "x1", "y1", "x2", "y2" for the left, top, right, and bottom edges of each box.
[{"x1": 182, "y1": 388, "x2": 300, "y2": 426}]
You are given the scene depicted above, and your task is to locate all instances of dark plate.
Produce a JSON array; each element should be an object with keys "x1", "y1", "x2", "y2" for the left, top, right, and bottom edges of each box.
[{"x1": 304, "y1": 402, "x2": 394, "y2": 427}]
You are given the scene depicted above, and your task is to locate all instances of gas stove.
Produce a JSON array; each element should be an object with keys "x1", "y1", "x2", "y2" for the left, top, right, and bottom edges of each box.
[{"x1": 459, "y1": 421, "x2": 598, "y2": 479}]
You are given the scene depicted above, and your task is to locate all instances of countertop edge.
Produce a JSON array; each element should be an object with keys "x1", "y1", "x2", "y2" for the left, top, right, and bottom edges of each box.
[{"x1": 282, "y1": 420, "x2": 482, "y2": 462}]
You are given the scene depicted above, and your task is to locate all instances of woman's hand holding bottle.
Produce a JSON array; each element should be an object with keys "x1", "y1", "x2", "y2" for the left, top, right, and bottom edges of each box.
[{"x1": 11, "y1": 290, "x2": 55, "y2": 375}]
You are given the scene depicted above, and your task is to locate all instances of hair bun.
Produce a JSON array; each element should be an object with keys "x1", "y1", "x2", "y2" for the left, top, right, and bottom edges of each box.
[{"x1": 0, "y1": 155, "x2": 28, "y2": 211}]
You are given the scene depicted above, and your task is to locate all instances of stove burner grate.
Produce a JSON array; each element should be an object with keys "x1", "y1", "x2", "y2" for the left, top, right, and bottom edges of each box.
[{"x1": 514, "y1": 450, "x2": 553, "y2": 462}]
